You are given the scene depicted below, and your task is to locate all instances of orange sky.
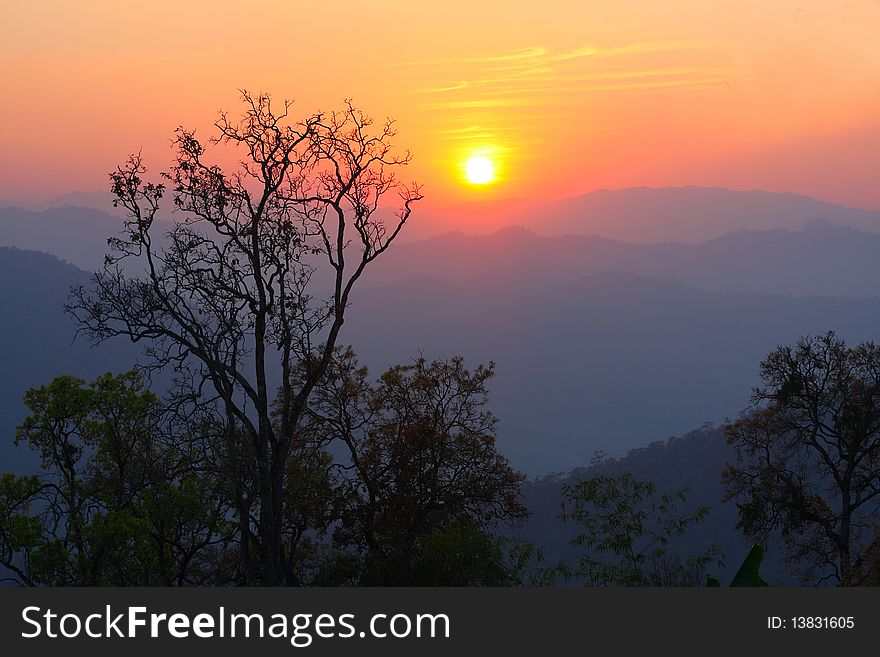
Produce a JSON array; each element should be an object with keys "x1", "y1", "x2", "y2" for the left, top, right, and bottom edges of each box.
[{"x1": 2, "y1": 0, "x2": 880, "y2": 209}]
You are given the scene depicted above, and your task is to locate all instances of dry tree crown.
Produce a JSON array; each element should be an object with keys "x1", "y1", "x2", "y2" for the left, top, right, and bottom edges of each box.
[{"x1": 67, "y1": 90, "x2": 422, "y2": 585}]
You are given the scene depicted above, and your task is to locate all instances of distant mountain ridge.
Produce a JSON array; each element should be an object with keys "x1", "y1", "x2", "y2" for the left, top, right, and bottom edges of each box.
[
  {"x1": 403, "y1": 186, "x2": 880, "y2": 242},
  {"x1": 515, "y1": 424, "x2": 793, "y2": 584},
  {"x1": 4, "y1": 245, "x2": 880, "y2": 474},
  {"x1": 346, "y1": 269, "x2": 880, "y2": 472},
  {"x1": 4, "y1": 186, "x2": 880, "y2": 257},
  {"x1": 0, "y1": 247, "x2": 139, "y2": 472},
  {"x1": 7, "y1": 199, "x2": 878, "y2": 300},
  {"x1": 0, "y1": 246, "x2": 797, "y2": 581},
  {"x1": 0, "y1": 204, "x2": 171, "y2": 271},
  {"x1": 364, "y1": 221, "x2": 880, "y2": 299},
  {"x1": 3, "y1": 185, "x2": 880, "y2": 473},
  {"x1": 0, "y1": 190, "x2": 122, "y2": 215},
  {"x1": 507, "y1": 186, "x2": 880, "y2": 243}
]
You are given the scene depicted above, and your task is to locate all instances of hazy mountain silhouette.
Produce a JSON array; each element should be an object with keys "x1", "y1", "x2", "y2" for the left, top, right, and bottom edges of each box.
[
  {"x1": 0, "y1": 191, "x2": 122, "y2": 215},
  {"x1": 365, "y1": 222, "x2": 880, "y2": 299},
  {"x1": 346, "y1": 271, "x2": 880, "y2": 472},
  {"x1": 0, "y1": 205, "x2": 172, "y2": 271},
  {"x1": 5, "y1": 186, "x2": 880, "y2": 258},
  {"x1": 7, "y1": 201, "x2": 878, "y2": 301},
  {"x1": 3, "y1": 192, "x2": 880, "y2": 474},
  {"x1": 514, "y1": 424, "x2": 792, "y2": 584},
  {"x1": 3, "y1": 245, "x2": 879, "y2": 474},
  {"x1": 0, "y1": 250, "x2": 806, "y2": 585},
  {"x1": 509, "y1": 186, "x2": 880, "y2": 243},
  {"x1": 398, "y1": 186, "x2": 880, "y2": 242},
  {"x1": 0, "y1": 205, "x2": 126, "y2": 270},
  {"x1": 0, "y1": 248, "x2": 139, "y2": 472}
]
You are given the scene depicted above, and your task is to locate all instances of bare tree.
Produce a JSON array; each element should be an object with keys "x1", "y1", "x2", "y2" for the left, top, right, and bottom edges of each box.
[{"x1": 68, "y1": 91, "x2": 421, "y2": 584}]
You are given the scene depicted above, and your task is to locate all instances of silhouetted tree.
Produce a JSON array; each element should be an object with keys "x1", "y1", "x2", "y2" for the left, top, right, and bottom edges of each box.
[
  {"x1": 560, "y1": 472, "x2": 719, "y2": 586},
  {"x1": 67, "y1": 92, "x2": 421, "y2": 584},
  {"x1": 0, "y1": 372, "x2": 233, "y2": 586},
  {"x1": 724, "y1": 331, "x2": 880, "y2": 585},
  {"x1": 305, "y1": 349, "x2": 527, "y2": 585}
]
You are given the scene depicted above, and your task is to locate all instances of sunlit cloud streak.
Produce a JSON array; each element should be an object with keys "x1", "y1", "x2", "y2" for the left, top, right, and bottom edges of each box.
[{"x1": 412, "y1": 38, "x2": 727, "y2": 167}]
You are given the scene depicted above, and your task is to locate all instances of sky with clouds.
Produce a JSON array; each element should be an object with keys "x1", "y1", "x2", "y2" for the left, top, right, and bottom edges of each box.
[{"x1": 2, "y1": 0, "x2": 879, "y2": 210}]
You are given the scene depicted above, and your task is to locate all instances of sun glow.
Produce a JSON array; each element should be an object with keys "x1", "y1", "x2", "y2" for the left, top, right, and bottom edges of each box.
[{"x1": 464, "y1": 156, "x2": 495, "y2": 185}]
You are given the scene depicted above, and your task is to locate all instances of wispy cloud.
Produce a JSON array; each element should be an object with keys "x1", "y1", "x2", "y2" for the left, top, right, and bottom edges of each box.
[
  {"x1": 416, "y1": 67, "x2": 554, "y2": 94},
  {"x1": 412, "y1": 40, "x2": 722, "y2": 104},
  {"x1": 475, "y1": 46, "x2": 548, "y2": 62},
  {"x1": 421, "y1": 98, "x2": 551, "y2": 110},
  {"x1": 423, "y1": 67, "x2": 730, "y2": 96},
  {"x1": 400, "y1": 40, "x2": 705, "y2": 69},
  {"x1": 551, "y1": 40, "x2": 703, "y2": 61},
  {"x1": 405, "y1": 38, "x2": 724, "y2": 156},
  {"x1": 419, "y1": 80, "x2": 470, "y2": 93}
]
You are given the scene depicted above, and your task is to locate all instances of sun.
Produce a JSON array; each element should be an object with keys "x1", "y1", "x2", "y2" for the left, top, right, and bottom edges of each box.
[{"x1": 465, "y1": 156, "x2": 495, "y2": 185}]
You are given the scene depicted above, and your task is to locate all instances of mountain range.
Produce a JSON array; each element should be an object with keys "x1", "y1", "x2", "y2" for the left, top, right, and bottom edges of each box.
[
  {"x1": 514, "y1": 424, "x2": 793, "y2": 584},
  {"x1": 4, "y1": 185, "x2": 880, "y2": 270},
  {"x1": 363, "y1": 220, "x2": 880, "y2": 299},
  {"x1": 2, "y1": 186, "x2": 880, "y2": 474},
  {"x1": 406, "y1": 186, "x2": 880, "y2": 242},
  {"x1": 0, "y1": 247, "x2": 137, "y2": 472},
  {"x1": 346, "y1": 270, "x2": 880, "y2": 472}
]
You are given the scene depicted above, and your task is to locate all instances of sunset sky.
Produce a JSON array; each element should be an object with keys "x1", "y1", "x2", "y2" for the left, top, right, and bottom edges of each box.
[{"x1": 2, "y1": 0, "x2": 880, "y2": 210}]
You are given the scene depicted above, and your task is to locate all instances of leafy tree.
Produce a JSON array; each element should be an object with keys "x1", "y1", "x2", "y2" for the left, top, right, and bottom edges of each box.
[
  {"x1": 67, "y1": 92, "x2": 421, "y2": 584},
  {"x1": 306, "y1": 349, "x2": 528, "y2": 585},
  {"x1": 0, "y1": 372, "x2": 233, "y2": 586},
  {"x1": 278, "y1": 436, "x2": 338, "y2": 582},
  {"x1": 724, "y1": 331, "x2": 880, "y2": 585},
  {"x1": 560, "y1": 472, "x2": 720, "y2": 586},
  {"x1": 855, "y1": 535, "x2": 880, "y2": 584},
  {"x1": 0, "y1": 474, "x2": 43, "y2": 585},
  {"x1": 2, "y1": 352, "x2": 532, "y2": 587}
]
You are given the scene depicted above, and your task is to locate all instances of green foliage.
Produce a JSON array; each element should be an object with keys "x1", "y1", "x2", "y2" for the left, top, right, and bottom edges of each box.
[
  {"x1": 3, "y1": 353, "x2": 532, "y2": 587},
  {"x1": 2, "y1": 372, "x2": 235, "y2": 586},
  {"x1": 501, "y1": 538, "x2": 564, "y2": 587},
  {"x1": 400, "y1": 518, "x2": 515, "y2": 586},
  {"x1": 0, "y1": 474, "x2": 44, "y2": 584},
  {"x1": 279, "y1": 443, "x2": 338, "y2": 582},
  {"x1": 561, "y1": 472, "x2": 721, "y2": 586},
  {"x1": 4, "y1": 353, "x2": 531, "y2": 587}
]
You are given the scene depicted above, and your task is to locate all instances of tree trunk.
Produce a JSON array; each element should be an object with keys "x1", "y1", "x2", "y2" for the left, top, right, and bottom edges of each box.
[{"x1": 257, "y1": 430, "x2": 278, "y2": 585}]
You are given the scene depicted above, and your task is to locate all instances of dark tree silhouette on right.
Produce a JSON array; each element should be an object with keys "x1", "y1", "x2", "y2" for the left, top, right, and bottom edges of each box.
[{"x1": 724, "y1": 331, "x2": 880, "y2": 585}]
